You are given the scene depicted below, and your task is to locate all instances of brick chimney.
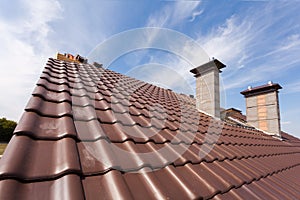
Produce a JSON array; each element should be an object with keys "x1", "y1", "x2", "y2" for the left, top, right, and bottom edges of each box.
[
  {"x1": 241, "y1": 82, "x2": 282, "y2": 137},
  {"x1": 190, "y1": 59, "x2": 226, "y2": 118}
]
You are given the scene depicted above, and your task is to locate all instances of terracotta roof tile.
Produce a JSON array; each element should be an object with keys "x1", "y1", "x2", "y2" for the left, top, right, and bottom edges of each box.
[
  {"x1": 0, "y1": 174, "x2": 84, "y2": 200},
  {"x1": 0, "y1": 58, "x2": 300, "y2": 199},
  {"x1": 0, "y1": 136, "x2": 81, "y2": 180}
]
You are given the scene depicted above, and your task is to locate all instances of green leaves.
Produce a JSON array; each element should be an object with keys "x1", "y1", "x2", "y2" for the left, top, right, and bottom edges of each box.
[{"x1": 0, "y1": 118, "x2": 17, "y2": 142}]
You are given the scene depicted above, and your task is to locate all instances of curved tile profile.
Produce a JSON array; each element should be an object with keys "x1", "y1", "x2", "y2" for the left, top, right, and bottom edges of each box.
[
  {"x1": 0, "y1": 135, "x2": 81, "y2": 180},
  {"x1": 25, "y1": 96, "x2": 72, "y2": 117},
  {"x1": 0, "y1": 174, "x2": 84, "y2": 200},
  {"x1": 82, "y1": 170, "x2": 134, "y2": 200},
  {"x1": 0, "y1": 58, "x2": 300, "y2": 199},
  {"x1": 14, "y1": 112, "x2": 77, "y2": 139},
  {"x1": 213, "y1": 165, "x2": 300, "y2": 200}
]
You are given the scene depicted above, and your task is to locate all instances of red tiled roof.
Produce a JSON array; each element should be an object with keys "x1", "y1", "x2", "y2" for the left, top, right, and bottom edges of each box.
[
  {"x1": 0, "y1": 58, "x2": 300, "y2": 199},
  {"x1": 221, "y1": 108, "x2": 247, "y2": 124}
]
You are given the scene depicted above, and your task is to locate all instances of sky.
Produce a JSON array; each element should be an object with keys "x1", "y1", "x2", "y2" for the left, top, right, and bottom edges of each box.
[{"x1": 0, "y1": 0, "x2": 299, "y2": 138}]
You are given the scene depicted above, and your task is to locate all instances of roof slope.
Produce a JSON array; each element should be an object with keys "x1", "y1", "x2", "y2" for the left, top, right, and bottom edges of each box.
[{"x1": 0, "y1": 58, "x2": 300, "y2": 199}]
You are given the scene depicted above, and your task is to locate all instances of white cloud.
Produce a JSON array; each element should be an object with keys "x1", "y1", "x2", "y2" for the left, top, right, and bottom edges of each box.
[
  {"x1": 145, "y1": 14, "x2": 257, "y2": 91},
  {"x1": 145, "y1": 4, "x2": 259, "y2": 91},
  {"x1": 281, "y1": 121, "x2": 291, "y2": 125},
  {"x1": 147, "y1": 1, "x2": 202, "y2": 27},
  {"x1": 0, "y1": 0, "x2": 63, "y2": 121},
  {"x1": 23, "y1": 0, "x2": 62, "y2": 50},
  {"x1": 197, "y1": 15, "x2": 253, "y2": 68},
  {"x1": 126, "y1": 1, "x2": 209, "y2": 93},
  {"x1": 141, "y1": 2, "x2": 300, "y2": 106},
  {"x1": 280, "y1": 34, "x2": 300, "y2": 51},
  {"x1": 283, "y1": 81, "x2": 300, "y2": 94},
  {"x1": 193, "y1": 3, "x2": 300, "y2": 91},
  {"x1": 189, "y1": 10, "x2": 204, "y2": 22}
]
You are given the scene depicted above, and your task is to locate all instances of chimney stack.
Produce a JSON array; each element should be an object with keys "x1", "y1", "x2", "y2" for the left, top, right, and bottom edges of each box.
[
  {"x1": 241, "y1": 82, "x2": 282, "y2": 137},
  {"x1": 55, "y1": 52, "x2": 88, "y2": 63},
  {"x1": 190, "y1": 59, "x2": 226, "y2": 118}
]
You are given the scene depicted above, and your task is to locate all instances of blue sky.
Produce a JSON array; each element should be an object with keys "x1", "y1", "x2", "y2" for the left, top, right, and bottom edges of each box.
[{"x1": 0, "y1": 0, "x2": 299, "y2": 137}]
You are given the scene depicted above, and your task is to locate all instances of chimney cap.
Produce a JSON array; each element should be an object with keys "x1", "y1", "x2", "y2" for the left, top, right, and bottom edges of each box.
[
  {"x1": 190, "y1": 59, "x2": 226, "y2": 76},
  {"x1": 241, "y1": 82, "x2": 282, "y2": 97}
]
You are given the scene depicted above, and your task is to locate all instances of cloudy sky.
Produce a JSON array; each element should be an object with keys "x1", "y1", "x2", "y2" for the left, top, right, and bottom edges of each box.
[{"x1": 0, "y1": 0, "x2": 299, "y2": 137}]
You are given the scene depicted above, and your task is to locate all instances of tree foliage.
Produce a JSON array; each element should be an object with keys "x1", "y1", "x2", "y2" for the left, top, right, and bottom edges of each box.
[{"x1": 0, "y1": 118, "x2": 17, "y2": 142}]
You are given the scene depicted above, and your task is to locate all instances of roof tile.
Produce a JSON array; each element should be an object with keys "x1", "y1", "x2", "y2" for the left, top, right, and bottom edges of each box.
[
  {"x1": 14, "y1": 112, "x2": 76, "y2": 139},
  {"x1": 0, "y1": 136, "x2": 81, "y2": 180},
  {"x1": 0, "y1": 174, "x2": 84, "y2": 200}
]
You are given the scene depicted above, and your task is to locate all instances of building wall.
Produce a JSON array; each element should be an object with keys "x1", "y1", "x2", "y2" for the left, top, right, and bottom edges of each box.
[
  {"x1": 195, "y1": 68, "x2": 220, "y2": 118},
  {"x1": 245, "y1": 91, "x2": 281, "y2": 136}
]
